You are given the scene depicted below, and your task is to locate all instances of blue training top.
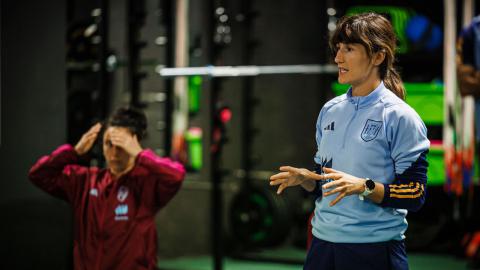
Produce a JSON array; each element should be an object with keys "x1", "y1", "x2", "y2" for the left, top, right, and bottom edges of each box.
[{"x1": 311, "y1": 81, "x2": 430, "y2": 243}]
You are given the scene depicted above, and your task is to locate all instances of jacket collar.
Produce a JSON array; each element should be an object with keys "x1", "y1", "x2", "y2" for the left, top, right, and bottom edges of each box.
[{"x1": 346, "y1": 81, "x2": 387, "y2": 109}]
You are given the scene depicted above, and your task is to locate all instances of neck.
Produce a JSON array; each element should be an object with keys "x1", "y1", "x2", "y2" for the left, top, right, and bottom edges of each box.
[
  {"x1": 110, "y1": 160, "x2": 135, "y2": 179},
  {"x1": 351, "y1": 66, "x2": 381, "y2": 96},
  {"x1": 351, "y1": 78, "x2": 381, "y2": 97}
]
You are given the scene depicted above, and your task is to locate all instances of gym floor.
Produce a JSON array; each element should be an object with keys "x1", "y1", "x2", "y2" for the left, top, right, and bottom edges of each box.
[{"x1": 158, "y1": 252, "x2": 469, "y2": 270}]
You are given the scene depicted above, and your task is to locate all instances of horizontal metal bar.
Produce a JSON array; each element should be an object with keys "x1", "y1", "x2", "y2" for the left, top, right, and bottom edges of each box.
[{"x1": 156, "y1": 64, "x2": 338, "y2": 77}]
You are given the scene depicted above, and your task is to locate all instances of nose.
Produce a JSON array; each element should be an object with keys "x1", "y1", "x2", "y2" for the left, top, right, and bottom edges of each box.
[
  {"x1": 111, "y1": 145, "x2": 121, "y2": 156},
  {"x1": 334, "y1": 50, "x2": 343, "y2": 64}
]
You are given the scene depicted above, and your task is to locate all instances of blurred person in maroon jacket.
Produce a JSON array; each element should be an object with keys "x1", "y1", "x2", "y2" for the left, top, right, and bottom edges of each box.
[{"x1": 29, "y1": 107, "x2": 186, "y2": 270}]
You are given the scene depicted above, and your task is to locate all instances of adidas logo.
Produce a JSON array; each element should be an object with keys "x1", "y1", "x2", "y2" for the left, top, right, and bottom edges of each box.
[{"x1": 323, "y1": 121, "x2": 335, "y2": 131}]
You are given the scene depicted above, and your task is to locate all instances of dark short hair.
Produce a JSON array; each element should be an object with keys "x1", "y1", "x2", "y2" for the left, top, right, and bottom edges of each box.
[{"x1": 106, "y1": 107, "x2": 147, "y2": 140}]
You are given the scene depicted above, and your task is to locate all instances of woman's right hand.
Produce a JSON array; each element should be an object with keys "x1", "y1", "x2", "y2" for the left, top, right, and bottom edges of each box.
[
  {"x1": 269, "y1": 166, "x2": 322, "y2": 194},
  {"x1": 74, "y1": 123, "x2": 102, "y2": 155}
]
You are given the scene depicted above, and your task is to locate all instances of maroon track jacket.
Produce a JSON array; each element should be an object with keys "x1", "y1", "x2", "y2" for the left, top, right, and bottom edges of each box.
[{"x1": 29, "y1": 144, "x2": 185, "y2": 270}]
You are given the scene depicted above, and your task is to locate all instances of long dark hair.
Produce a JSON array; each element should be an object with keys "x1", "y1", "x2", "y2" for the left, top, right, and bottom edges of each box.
[{"x1": 329, "y1": 12, "x2": 405, "y2": 100}]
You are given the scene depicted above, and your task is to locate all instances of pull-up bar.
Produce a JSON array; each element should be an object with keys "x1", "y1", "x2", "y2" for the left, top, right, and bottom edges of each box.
[{"x1": 156, "y1": 64, "x2": 338, "y2": 77}]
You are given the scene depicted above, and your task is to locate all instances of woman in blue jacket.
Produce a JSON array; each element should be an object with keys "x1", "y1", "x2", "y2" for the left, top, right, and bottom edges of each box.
[{"x1": 270, "y1": 13, "x2": 429, "y2": 270}]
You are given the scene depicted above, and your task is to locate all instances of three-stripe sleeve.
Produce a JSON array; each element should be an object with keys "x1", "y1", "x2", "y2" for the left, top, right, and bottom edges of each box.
[{"x1": 381, "y1": 150, "x2": 429, "y2": 212}]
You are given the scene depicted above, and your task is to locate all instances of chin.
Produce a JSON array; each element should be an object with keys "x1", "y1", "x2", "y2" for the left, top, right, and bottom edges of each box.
[{"x1": 108, "y1": 163, "x2": 123, "y2": 172}]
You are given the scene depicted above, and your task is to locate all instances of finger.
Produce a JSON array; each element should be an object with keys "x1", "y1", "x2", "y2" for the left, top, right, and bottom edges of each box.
[
  {"x1": 302, "y1": 170, "x2": 325, "y2": 180},
  {"x1": 309, "y1": 173, "x2": 325, "y2": 180},
  {"x1": 111, "y1": 139, "x2": 125, "y2": 147},
  {"x1": 270, "y1": 172, "x2": 290, "y2": 180},
  {"x1": 110, "y1": 132, "x2": 128, "y2": 140},
  {"x1": 115, "y1": 134, "x2": 131, "y2": 143},
  {"x1": 86, "y1": 129, "x2": 100, "y2": 140},
  {"x1": 77, "y1": 132, "x2": 99, "y2": 154},
  {"x1": 92, "y1": 122, "x2": 102, "y2": 131},
  {"x1": 109, "y1": 129, "x2": 122, "y2": 136},
  {"x1": 82, "y1": 140, "x2": 95, "y2": 150},
  {"x1": 84, "y1": 134, "x2": 98, "y2": 144},
  {"x1": 330, "y1": 193, "x2": 346, "y2": 206},
  {"x1": 279, "y1": 166, "x2": 301, "y2": 174},
  {"x1": 322, "y1": 173, "x2": 342, "y2": 180},
  {"x1": 110, "y1": 134, "x2": 124, "y2": 141},
  {"x1": 269, "y1": 178, "x2": 287, "y2": 186},
  {"x1": 109, "y1": 131, "x2": 126, "y2": 139},
  {"x1": 86, "y1": 130, "x2": 100, "y2": 138},
  {"x1": 111, "y1": 129, "x2": 132, "y2": 138},
  {"x1": 324, "y1": 185, "x2": 346, "y2": 197},
  {"x1": 86, "y1": 123, "x2": 102, "y2": 135},
  {"x1": 323, "y1": 179, "x2": 345, "y2": 190},
  {"x1": 322, "y1": 167, "x2": 340, "y2": 173},
  {"x1": 109, "y1": 136, "x2": 124, "y2": 146},
  {"x1": 277, "y1": 182, "x2": 288, "y2": 194},
  {"x1": 79, "y1": 132, "x2": 97, "y2": 145}
]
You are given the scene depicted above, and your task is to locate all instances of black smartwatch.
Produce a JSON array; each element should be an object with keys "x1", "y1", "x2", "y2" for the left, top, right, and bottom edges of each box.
[{"x1": 359, "y1": 178, "x2": 376, "y2": 200}]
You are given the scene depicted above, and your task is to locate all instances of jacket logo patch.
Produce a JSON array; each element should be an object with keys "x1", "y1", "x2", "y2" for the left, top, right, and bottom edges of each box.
[
  {"x1": 361, "y1": 119, "x2": 382, "y2": 142},
  {"x1": 89, "y1": 188, "x2": 98, "y2": 197},
  {"x1": 114, "y1": 204, "x2": 129, "y2": 221},
  {"x1": 323, "y1": 121, "x2": 335, "y2": 131},
  {"x1": 117, "y1": 186, "x2": 129, "y2": 202}
]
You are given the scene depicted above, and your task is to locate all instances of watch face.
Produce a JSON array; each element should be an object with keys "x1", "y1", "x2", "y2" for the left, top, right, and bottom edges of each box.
[{"x1": 366, "y1": 179, "x2": 376, "y2": 190}]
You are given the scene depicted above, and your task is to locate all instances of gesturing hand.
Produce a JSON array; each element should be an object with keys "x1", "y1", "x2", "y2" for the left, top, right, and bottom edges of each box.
[
  {"x1": 320, "y1": 167, "x2": 365, "y2": 206},
  {"x1": 74, "y1": 123, "x2": 102, "y2": 155},
  {"x1": 269, "y1": 166, "x2": 322, "y2": 194},
  {"x1": 108, "y1": 128, "x2": 143, "y2": 158}
]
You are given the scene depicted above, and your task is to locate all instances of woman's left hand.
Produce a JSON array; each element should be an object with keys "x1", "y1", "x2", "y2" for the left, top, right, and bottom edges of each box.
[{"x1": 321, "y1": 167, "x2": 365, "y2": 206}]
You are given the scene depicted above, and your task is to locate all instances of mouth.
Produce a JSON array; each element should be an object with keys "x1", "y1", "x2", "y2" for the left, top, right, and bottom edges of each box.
[{"x1": 338, "y1": 67, "x2": 348, "y2": 74}]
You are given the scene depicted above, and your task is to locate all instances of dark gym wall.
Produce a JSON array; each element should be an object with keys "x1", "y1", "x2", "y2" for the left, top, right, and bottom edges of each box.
[
  {"x1": 249, "y1": 0, "x2": 328, "y2": 170},
  {"x1": 219, "y1": 0, "x2": 331, "y2": 172},
  {"x1": 156, "y1": 0, "x2": 331, "y2": 257},
  {"x1": 0, "y1": 0, "x2": 69, "y2": 269}
]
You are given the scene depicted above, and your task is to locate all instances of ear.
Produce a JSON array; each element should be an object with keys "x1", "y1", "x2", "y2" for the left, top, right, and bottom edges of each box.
[{"x1": 372, "y1": 50, "x2": 386, "y2": 66}]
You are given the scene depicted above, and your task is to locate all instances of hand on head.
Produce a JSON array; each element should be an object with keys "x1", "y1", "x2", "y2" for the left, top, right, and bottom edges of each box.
[
  {"x1": 103, "y1": 127, "x2": 143, "y2": 177},
  {"x1": 106, "y1": 127, "x2": 143, "y2": 158},
  {"x1": 74, "y1": 123, "x2": 102, "y2": 155}
]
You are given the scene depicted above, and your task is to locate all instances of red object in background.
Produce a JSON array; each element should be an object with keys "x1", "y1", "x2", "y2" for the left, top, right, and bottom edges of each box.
[
  {"x1": 219, "y1": 107, "x2": 232, "y2": 123},
  {"x1": 466, "y1": 231, "x2": 480, "y2": 258},
  {"x1": 211, "y1": 106, "x2": 232, "y2": 154}
]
